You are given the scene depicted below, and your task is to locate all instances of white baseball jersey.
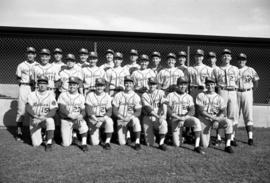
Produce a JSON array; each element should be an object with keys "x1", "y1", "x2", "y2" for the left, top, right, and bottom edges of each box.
[
  {"x1": 157, "y1": 67, "x2": 184, "y2": 89},
  {"x1": 32, "y1": 63, "x2": 60, "y2": 88},
  {"x1": 189, "y1": 64, "x2": 212, "y2": 87},
  {"x1": 124, "y1": 63, "x2": 141, "y2": 75},
  {"x1": 51, "y1": 62, "x2": 66, "y2": 74},
  {"x1": 131, "y1": 69, "x2": 156, "y2": 89},
  {"x1": 82, "y1": 66, "x2": 106, "y2": 89},
  {"x1": 106, "y1": 66, "x2": 130, "y2": 89},
  {"x1": 112, "y1": 91, "x2": 142, "y2": 117},
  {"x1": 57, "y1": 92, "x2": 85, "y2": 117},
  {"x1": 213, "y1": 65, "x2": 240, "y2": 88},
  {"x1": 141, "y1": 89, "x2": 167, "y2": 114},
  {"x1": 166, "y1": 92, "x2": 194, "y2": 116},
  {"x1": 238, "y1": 66, "x2": 259, "y2": 89},
  {"x1": 27, "y1": 90, "x2": 58, "y2": 116},
  {"x1": 59, "y1": 68, "x2": 83, "y2": 92},
  {"x1": 196, "y1": 92, "x2": 226, "y2": 116},
  {"x1": 85, "y1": 92, "x2": 112, "y2": 116},
  {"x1": 100, "y1": 62, "x2": 114, "y2": 71},
  {"x1": 16, "y1": 61, "x2": 37, "y2": 84}
]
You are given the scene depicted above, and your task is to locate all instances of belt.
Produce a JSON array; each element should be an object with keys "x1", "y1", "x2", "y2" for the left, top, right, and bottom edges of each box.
[
  {"x1": 237, "y1": 88, "x2": 252, "y2": 92},
  {"x1": 220, "y1": 87, "x2": 236, "y2": 91}
]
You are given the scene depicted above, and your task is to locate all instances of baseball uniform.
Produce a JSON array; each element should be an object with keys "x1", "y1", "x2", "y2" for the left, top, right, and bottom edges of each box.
[
  {"x1": 124, "y1": 63, "x2": 141, "y2": 75},
  {"x1": 52, "y1": 61, "x2": 66, "y2": 74},
  {"x1": 131, "y1": 68, "x2": 156, "y2": 94},
  {"x1": 100, "y1": 62, "x2": 114, "y2": 71},
  {"x1": 59, "y1": 67, "x2": 83, "y2": 92}
]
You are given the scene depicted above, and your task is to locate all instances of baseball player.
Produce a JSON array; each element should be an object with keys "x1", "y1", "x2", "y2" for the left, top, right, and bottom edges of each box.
[
  {"x1": 15, "y1": 47, "x2": 38, "y2": 141},
  {"x1": 177, "y1": 51, "x2": 192, "y2": 83},
  {"x1": 112, "y1": 76, "x2": 142, "y2": 150},
  {"x1": 59, "y1": 54, "x2": 83, "y2": 93},
  {"x1": 157, "y1": 53, "x2": 184, "y2": 93},
  {"x1": 237, "y1": 53, "x2": 259, "y2": 145},
  {"x1": 124, "y1": 49, "x2": 140, "y2": 75},
  {"x1": 166, "y1": 78, "x2": 204, "y2": 154},
  {"x1": 189, "y1": 49, "x2": 212, "y2": 99},
  {"x1": 212, "y1": 49, "x2": 240, "y2": 146},
  {"x1": 131, "y1": 54, "x2": 156, "y2": 95},
  {"x1": 26, "y1": 75, "x2": 57, "y2": 151},
  {"x1": 85, "y1": 78, "x2": 114, "y2": 150},
  {"x1": 31, "y1": 49, "x2": 60, "y2": 92},
  {"x1": 141, "y1": 78, "x2": 168, "y2": 150},
  {"x1": 82, "y1": 51, "x2": 106, "y2": 95},
  {"x1": 196, "y1": 78, "x2": 234, "y2": 153},
  {"x1": 207, "y1": 51, "x2": 219, "y2": 70},
  {"x1": 150, "y1": 51, "x2": 163, "y2": 75},
  {"x1": 76, "y1": 48, "x2": 90, "y2": 69},
  {"x1": 52, "y1": 48, "x2": 66, "y2": 74},
  {"x1": 105, "y1": 52, "x2": 130, "y2": 96},
  {"x1": 99, "y1": 49, "x2": 115, "y2": 71},
  {"x1": 57, "y1": 77, "x2": 89, "y2": 152}
]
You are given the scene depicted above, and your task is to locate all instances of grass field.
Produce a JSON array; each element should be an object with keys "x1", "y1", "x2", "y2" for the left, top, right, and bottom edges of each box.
[{"x1": 0, "y1": 128, "x2": 270, "y2": 183}]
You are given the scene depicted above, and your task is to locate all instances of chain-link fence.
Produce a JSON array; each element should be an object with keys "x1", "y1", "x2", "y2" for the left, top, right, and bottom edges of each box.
[{"x1": 0, "y1": 28, "x2": 269, "y2": 103}]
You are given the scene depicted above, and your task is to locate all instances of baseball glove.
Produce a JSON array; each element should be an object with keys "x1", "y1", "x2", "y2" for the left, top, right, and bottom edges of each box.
[{"x1": 142, "y1": 105, "x2": 153, "y2": 116}]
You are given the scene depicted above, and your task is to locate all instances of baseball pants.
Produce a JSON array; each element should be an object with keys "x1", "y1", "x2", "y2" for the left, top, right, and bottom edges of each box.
[
  {"x1": 237, "y1": 90, "x2": 253, "y2": 126},
  {"x1": 16, "y1": 85, "x2": 32, "y2": 123}
]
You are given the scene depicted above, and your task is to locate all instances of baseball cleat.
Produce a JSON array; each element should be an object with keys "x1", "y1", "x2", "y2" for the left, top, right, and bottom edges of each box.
[
  {"x1": 134, "y1": 144, "x2": 141, "y2": 151},
  {"x1": 224, "y1": 146, "x2": 234, "y2": 153},
  {"x1": 248, "y1": 139, "x2": 254, "y2": 146},
  {"x1": 45, "y1": 144, "x2": 53, "y2": 152},
  {"x1": 231, "y1": 140, "x2": 238, "y2": 147},
  {"x1": 126, "y1": 138, "x2": 132, "y2": 146},
  {"x1": 81, "y1": 145, "x2": 88, "y2": 152},
  {"x1": 16, "y1": 134, "x2": 23, "y2": 141},
  {"x1": 103, "y1": 143, "x2": 111, "y2": 150},
  {"x1": 194, "y1": 147, "x2": 205, "y2": 154},
  {"x1": 159, "y1": 144, "x2": 167, "y2": 151}
]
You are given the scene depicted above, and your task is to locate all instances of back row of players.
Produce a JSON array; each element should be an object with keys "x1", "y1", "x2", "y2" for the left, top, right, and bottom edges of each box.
[{"x1": 15, "y1": 47, "x2": 259, "y2": 153}]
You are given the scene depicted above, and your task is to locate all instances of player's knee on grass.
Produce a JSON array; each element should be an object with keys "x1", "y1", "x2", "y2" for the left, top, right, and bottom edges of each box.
[
  {"x1": 131, "y1": 117, "x2": 141, "y2": 132},
  {"x1": 104, "y1": 116, "x2": 114, "y2": 133},
  {"x1": 78, "y1": 120, "x2": 88, "y2": 134},
  {"x1": 45, "y1": 118, "x2": 55, "y2": 131},
  {"x1": 223, "y1": 118, "x2": 233, "y2": 134},
  {"x1": 31, "y1": 131, "x2": 43, "y2": 147},
  {"x1": 201, "y1": 133, "x2": 210, "y2": 148}
]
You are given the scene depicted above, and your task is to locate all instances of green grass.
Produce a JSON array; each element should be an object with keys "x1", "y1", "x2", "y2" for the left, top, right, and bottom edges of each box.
[{"x1": 0, "y1": 128, "x2": 270, "y2": 183}]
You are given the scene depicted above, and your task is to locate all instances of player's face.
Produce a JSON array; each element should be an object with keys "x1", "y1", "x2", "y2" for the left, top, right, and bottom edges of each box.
[
  {"x1": 130, "y1": 55, "x2": 138, "y2": 63},
  {"x1": 69, "y1": 83, "x2": 79, "y2": 93},
  {"x1": 149, "y1": 83, "x2": 157, "y2": 92},
  {"x1": 152, "y1": 56, "x2": 161, "y2": 66},
  {"x1": 67, "y1": 60, "x2": 75, "y2": 68},
  {"x1": 124, "y1": 81, "x2": 134, "y2": 91},
  {"x1": 167, "y1": 58, "x2": 176, "y2": 68},
  {"x1": 38, "y1": 82, "x2": 48, "y2": 92},
  {"x1": 54, "y1": 53, "x2": 63, "y2": 62},
  {"x1": 40, "y1": 54, "x2": 51, "y2": 65},
  {"x1": 206, "y1": 82, "x2": 216, "y2": 92},
  {"x1": 89, "y1": 58, "x2": 98, "y2": 66},
  {"x1": 26, "y1": 53, "x2": 36, "y2": 62},
  {"x1": 208, "y1": 57, "x2": 217, "y2": 66},
  {"x1": 96, "y1": 85, "x2": 105, "y2": 94},
  {"x1": 178, "y1": 57, "x2": 186, "y2": 65},
  {"x1": 140, "y1": 61, "x2": 149, "y2": 69},
  {"x1": 106, "y1": 53, "x2": 114, "y2": 62},
  {"x1": 114, "y1": 58, "x2": 123, "y2": 67},
  {"x1": 195, "y1": 55, "x2": 204, "y2": 64},
  {"x1": 79, "y1": 54, "x2": 89, "y2": 63},
  {"x1": 222, "y1": 54, "x2": 232, "y2": 64},
  {"x1": 177, "y1": 83, "x2": 188, "y2": 93},
  {"x1": 238, "y1": 59, "x2": 246, "y2": 68}
]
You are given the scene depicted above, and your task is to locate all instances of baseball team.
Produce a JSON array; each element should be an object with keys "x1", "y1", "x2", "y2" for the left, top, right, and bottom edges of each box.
[{"x1": 15, "y1": 46, "x2": 259, "y2": 154}]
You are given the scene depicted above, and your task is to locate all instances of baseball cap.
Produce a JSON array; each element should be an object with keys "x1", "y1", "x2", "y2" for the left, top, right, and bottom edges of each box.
[
  {"x1": 195, "y1": 49, "x2": 204, "y2": 56},
  {"x1": 237, "y1": 53, "x2": 247, "y2": 60},
  {"x1": 54, "y1": 48, "x2": 63, "y2": 54},
  {"x1": 130, "y1": 49, "x2": 138, "y2": 56},
  {"x1": 95, "y1": 78, "x2": 106, "y2": 86},
  {"x1": 208, "y1": 51, "x2": 216, "y2": 58},
  {"x1": 124, "y1": 76, "x2": 134, "y2": 83},
  {"x1": 89, "y1": 51, "x2": 98, "y2": 58},
  {"x1": 148, "y1": 77, "x2": 158, "y2": 85},
  {"x1": 177, "y1": 78, "x2": 189, "y2": 85},
  {"x1": 26, "y1": 47, "x2": 36, "y2": 53},
  {"x1": 178, "y1": 51, "x2": 187, "y2": 57},
  {"x1": 205, "y1": 77, "x2": 216, "y2": 84},
  {"x1": 114, "y1": 52, "x2": 123, "y2": 59},
  {"x1": 106, "y1": 49, "x2": 114, "y2": 55},
  {"x1": 37, "y1": 75, "x2": 48, "y2": 83},
  {"x1": 40, "y1": 48, "x2": 51, "y2": 55},
  {"x1": 66, "y1": 53, "x2": 76, "y2": 61},
  {"x1": 151, "y1": 51, "x2": 161, "y2": 58},
  {"x1": 68, "y1": 76, "x2": 80, "y2": 84},
  {"x1": 140, "y1": 54, "x2": 149, "y2": 61},
  {"x1": 167, "y1": 53, "x2": 176, "y2": 59},
  {"x1": 222, "y1": 49, "x2": 232, "y2": 55},
  {"x1": 79, "y1": 48, "x2": 89, "y2": 54}
]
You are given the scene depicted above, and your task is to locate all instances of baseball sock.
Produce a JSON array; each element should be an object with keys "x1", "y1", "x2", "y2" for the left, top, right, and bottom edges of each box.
[
  {"x1": 17, "y1": 122, "x2": 23, "y2": 134},
  {"x1": 105, "y1": 133, "x2": 112, "y2": 143},
  {"x1": 194, "y1": 131, "x2": 200, "y2": 147},
  {"x1": 81, "y1": 133, "x2": 87, "y2": 145},
  {"x1": 225, "y1": 134, "x2": 232, "y2": 147},
  {"x1": 127, "y1": 131, "x2": 131, "y2": 139},
  {"x1": 248, "y1": 132, "x2": 253, "y2": 139},
  {"x1": 231, "y1": 132, "x2": 235, "y2": 141},
  {"x1": 135, "y1": 132, "x2": 141, "y2": 144},
  {"x1": 159, "y1": 134, "x2": 165, "y2": 145},
  {"x1": 46, "y1": 130, "x2": 54, "y2": 144},
  {"x1": 217, "y1": 133, "x2": 221, "y2": 141}
]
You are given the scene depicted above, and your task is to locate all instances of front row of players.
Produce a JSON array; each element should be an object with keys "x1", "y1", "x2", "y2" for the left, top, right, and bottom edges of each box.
[{"x1": 26, "y1": 75, "x2": 234, "y2": 154}]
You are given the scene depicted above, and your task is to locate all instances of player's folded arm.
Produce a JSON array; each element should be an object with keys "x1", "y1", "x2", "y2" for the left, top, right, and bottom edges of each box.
[
  {"x1": 58, "y1": 103, "x2": 70, "y2": 118},
  {"x1": 196, "y1": 104, "x2": 213, "y2": 120},
  {"x1": 25, "y1": 103, "x2": 36, "y2": 118},
  {"x1": 105, "y1": 107, "x2": 113, "y2": 117},
  {"x1": 45, "y1": 108, "x2": 57, "y2": 118},
  {"x1": 187, "y1": 105, "x2": 195, "y2": 116}
]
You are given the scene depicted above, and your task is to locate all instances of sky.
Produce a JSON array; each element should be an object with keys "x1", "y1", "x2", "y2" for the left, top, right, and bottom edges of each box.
[{"x1": 0, "y1": 0, "x2": 270, "y2": 38}]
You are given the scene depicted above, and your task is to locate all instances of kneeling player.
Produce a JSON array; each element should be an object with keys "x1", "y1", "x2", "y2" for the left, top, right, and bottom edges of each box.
[
  {"x1": 112, "y1": 76, "x2": 142, "y2": 150},
  {"x1": 58, "y1": 77, "x2": 89, "y2": 152},
  {"x1": 166, "y1": 78, "x2": 204, "y2": 154},
  {"x1": 196, "y1": 78, "x2": 234, "y2": 153},
  {"x1": 26, "y1": 76, "x2": 57, "y2": 151},
  {"x1": 141, "y1": 78, "x2": 168, "y2": 151},
  {"x1": 85, "y1": 78, "x2": 114, "y2": 150}
]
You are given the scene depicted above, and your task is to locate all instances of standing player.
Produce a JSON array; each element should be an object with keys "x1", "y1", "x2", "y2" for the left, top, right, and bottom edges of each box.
[
  {"x1": 57, "y1": 77, "x2": 89, "y2": 152},
  {"x1": 76, "y1": 48, "x2": 90, "y2": 68},
  {"x1": 52, "y1": 48, "x2": 66, "y2": 73},
  {"x1": 100, "y1": 49, "x2": 115, "y2": 71},
  {"x1": 237, "y1": 53, "x2": 259, "y2": 145},
  {"x1": 85, "y1": 78, "x2": 114, "y2": 150},
  {"x1": 177, "y1": 51, "x2": 191, "y2": 82},
  {"x1": 141, "y1": 78, "x2": 168, "y2": 150},
  {"x1": 82, "y1": 51, "x2": 106, "y2": 95},
  {"x1": 166, "y1": 78, "x2": 204, "y2": 154},
  {"x1": 196, "y1": 78, "x2": 234, "y2": 153},
  {"x1": 112, "y1": 76, "x2": 142, "y2": 150},
  {"x1": 207, "y1": 51, "x2": 218, "y2": 70},
  {"x1": 124, "y1": 49, "x2": 140, "y2": 75},
  {"x1": 150, "y1": 51, "x2": 163, "y2": 75},
  {"x1": 105, "y1": 52, "x2": 130, "y2": 96},
  {"x1": 15, "y1": 47, "x2": 38, "y2": 141},
  {"x1": 131, "y1": 54, "x2": 156, "y2": 95},
  {"x1": 26, "y1": 76, "x2": 57, "y2": 151},
  {"x1": 157, "y1": 53, "x2": 184, "y2": 93},
  {"x1": 212, "y1": 49, "x2": 239, "y2": 146}
]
